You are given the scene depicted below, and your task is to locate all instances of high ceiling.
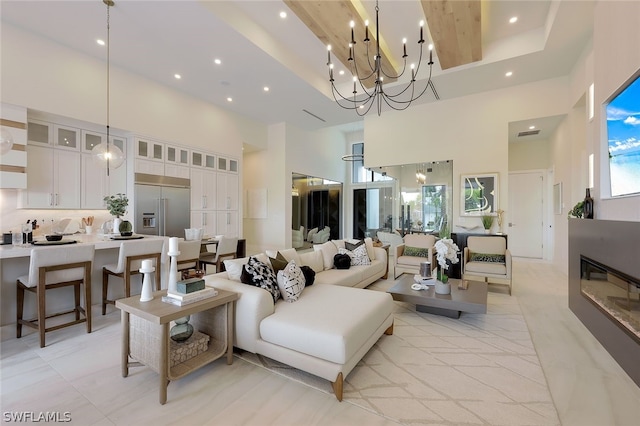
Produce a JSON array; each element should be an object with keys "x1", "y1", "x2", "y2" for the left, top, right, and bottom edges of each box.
[{"x1": 1, "y1": 1, "x2": 594, "y2": 140}]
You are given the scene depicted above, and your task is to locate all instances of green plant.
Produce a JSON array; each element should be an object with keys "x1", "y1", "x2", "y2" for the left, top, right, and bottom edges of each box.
[
  {"x1": 568, "y1": 201, "x2": 584, "y2": 218},
  {"x1": 481, "y1": 214, "x2": 494, "y2": 230},
  {"x1": 104, "y1": 193, "x2": 128, "y2": 217}
]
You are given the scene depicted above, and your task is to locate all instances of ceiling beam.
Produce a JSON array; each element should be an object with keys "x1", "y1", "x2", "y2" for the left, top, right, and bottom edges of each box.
[
  {"x1": 284, "y1": 0, "x2": 397, "y2": 89},
  {"x1": 421, "y1": 0, "x2": 482, "y2": 70}
]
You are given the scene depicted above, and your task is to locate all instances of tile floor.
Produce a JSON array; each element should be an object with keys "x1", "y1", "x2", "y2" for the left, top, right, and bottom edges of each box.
[{"x1": 1, "y1": 258, "x2": 639, "y2": 425}]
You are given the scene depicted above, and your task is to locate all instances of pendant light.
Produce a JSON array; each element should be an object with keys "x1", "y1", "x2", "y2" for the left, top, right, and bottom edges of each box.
[{"x1": 92, "y1": 0, "x2": 124, "y2": 176}]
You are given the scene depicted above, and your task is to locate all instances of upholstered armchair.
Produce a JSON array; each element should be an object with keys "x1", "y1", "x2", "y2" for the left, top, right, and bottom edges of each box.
[
  {"x1": 463, "y1": 236, "x2": 512, "y2": 295},
  {"x1": 394, "y1": 234, "x2": 436, "y2": 278},
  {"x1": 292, "y1": 226, "x2": 304, "y2": 248},
  {"x1": 311, "y1": 226, "x2": 331, "y2": 244},
  {"x1": 307, "y1": 227, "x2": 319, "y2": 242}
]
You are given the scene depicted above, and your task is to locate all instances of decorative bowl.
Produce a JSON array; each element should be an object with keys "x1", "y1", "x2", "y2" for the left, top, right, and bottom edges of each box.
[{"x1": 45, "y1": 234, "x2": 63, "y2": 241}]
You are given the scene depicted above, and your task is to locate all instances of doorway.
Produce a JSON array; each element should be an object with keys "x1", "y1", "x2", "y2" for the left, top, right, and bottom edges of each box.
[{"x1": 508, "y1": 171, "x2": 544, "y2": 258}]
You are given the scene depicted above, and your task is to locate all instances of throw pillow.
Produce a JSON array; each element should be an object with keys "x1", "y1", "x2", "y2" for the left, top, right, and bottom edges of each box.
[
  {"x1": 276, "y1": 260, "x2": 305, "y2": 302},
  {"x1": 299, "y1": 250, "x2": 324, "y2": 273},
  {"x1": 299, "y1": 265, "x2": 315, "y2": 286},
  {"x1": 333, "y1": 253, "x2": 351, "y2": 269},
  {"x1": 314, "y1": 240, "x2": 338, "y2": 270},
  {"x1": 470, "y1": 252, "x2": 506, "y2": 263},
  {"x1": 364, "y1": 237, "x2": 376, "y2": 261},
  {"x1": 240, "y1": 256, "x2": 280, "y2": 303},
  {"x1": 345, "y1": 239, "x2": 364, "y2": 251},
  {"x1": 403, "y1": 246, "x2": 430, "y2": 257},
  {"x1": 338, "y1": 246, "x2": 370, "y2": 266},
  {"x1": 269, "y1": 252, "x2": 288, "y2": 274}
]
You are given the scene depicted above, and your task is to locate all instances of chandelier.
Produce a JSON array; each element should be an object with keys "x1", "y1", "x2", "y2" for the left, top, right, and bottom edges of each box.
[
  {"x1": 92, "y1": 0, "x2": 125, "y2": 176},
  {"x1": 326, "y1": 0, "x2": 438, "y2": 116}
]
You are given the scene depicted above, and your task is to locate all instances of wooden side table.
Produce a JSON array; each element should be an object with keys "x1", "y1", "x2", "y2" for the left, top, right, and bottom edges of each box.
[{"x1": 116, "y1": 289, "x2": 238, "y2": 404}]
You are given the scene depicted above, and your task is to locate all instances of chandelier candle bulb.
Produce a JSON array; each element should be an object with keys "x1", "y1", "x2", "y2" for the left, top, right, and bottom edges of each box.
[
  {"x1": 350, "y1": 20, "x2": 355, "y2": 44},
  {"x1": 365, "y1": 20, "x2": 369, "y2": 41},
  {"x1": 420, "y1": 20, "x2": 424, "y2": 42},
  {"x1": 327, "y1": 45, "x2": 331, "y2": 64},
  {"x1": 403, "y1": 38, "x2": 407, "y2": 57}
]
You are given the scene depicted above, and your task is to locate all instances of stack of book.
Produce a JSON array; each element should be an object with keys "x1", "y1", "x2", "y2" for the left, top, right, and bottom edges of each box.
[{"x1": 162, "y1": 278, "x2": 218, "y2": 306}]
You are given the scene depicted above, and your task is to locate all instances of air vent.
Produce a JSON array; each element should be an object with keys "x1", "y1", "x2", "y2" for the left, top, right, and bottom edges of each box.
[
  {"x1": 518, "y1": 130, "x2": 540, "y2": 137},
  {"x1": 302, "y1": 109, "x2": 326, "y2": 122}
]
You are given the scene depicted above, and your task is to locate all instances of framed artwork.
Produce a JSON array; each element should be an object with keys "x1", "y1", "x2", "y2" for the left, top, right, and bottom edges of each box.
[{"x1": 460, "y1": 173, "x2": 499, "y2": 216}]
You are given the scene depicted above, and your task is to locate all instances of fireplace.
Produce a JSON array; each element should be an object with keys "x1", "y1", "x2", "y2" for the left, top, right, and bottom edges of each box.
[
  {"x1": 569, "y1": 219, "x2": 640, "y2": 387},
  {"x1": 580, "y1": 256, "x2": 640, "y2": 344}
]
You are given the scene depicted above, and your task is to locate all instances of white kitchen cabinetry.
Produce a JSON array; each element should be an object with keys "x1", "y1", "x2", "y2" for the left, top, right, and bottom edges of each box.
[
  {"x1": 217, "y1": 157, "x2": 238, "y2": 173},
  {"x1": 27, "y1": 120, "x2": 52, "y2": 146},
  {"x1": 80, "y1": 140, "x2": 127, "y2": 209},
  {"x1": 216, "y1": 210, "x2": 238, "y2": 238},
  {"x1": 190, "y1": 210, "x2": 216, "y2": 238},
  {"x1": 21, "y1": 145, "x2": 80, "y2": 208},
  {"x1": 54, "y1": 125, "x2": 80, "y2": 150},
  {"x1": 191, "y1": 168, "x2": 217, "y2": 211},
  {"x1": 165, "y1": 145, "x2": 190, "y2": 179},
  {"x1": 216, "y1": 173, "x2": 238, "y2": 211}
]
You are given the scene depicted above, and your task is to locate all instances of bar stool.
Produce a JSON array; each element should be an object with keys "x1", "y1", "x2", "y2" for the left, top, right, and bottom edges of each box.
[
  {"x1": 102, "y1": 239, "x2": 164, "y2": 315},
  {"x1": 17, "y1": 245, "x2": 95, "y2": 348}
]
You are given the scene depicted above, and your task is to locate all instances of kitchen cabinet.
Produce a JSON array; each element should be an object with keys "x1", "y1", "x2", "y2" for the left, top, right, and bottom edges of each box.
[
  {"x1": 191, "y1": 168, "x2": 217, "y2": 211},
  {"x1": 216, "y1": 210, "x2": 238, "y2": 238},
  {"x1": 136, "y1": 138, "x2": 164, "y2": 162},
  {"x1": 165, "y1": 145, "x2": 190, "y2": 179},
  {"x1": 217, "y1": 157, "x2": 238, "y2": 173},
  {"x1": 191, "y1": 151, "x2": 216, "y2": 170},
  {"x1": 27, "y1": 120, "x2": 52, "y2": 146},
  {"x1": 54, "y1": 125, "x2": 79, "y2": 150},
  {"x1": 81, "y1": 147, "x2": 127, "y2": 209},
  {"x1": 20, "y1": 145, "x2": 80, "y2": 208},
  {"x1": 216, "y1": 173, "x2": 238, "y2": 211},
  {"x1": 190, "y1": 210, "x2": 216, "y2": 237}
]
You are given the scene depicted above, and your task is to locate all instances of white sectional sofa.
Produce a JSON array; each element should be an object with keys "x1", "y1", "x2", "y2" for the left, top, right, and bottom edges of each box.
[{"x1": 204, "y1": 238, "x2": 393, "y2": 401}]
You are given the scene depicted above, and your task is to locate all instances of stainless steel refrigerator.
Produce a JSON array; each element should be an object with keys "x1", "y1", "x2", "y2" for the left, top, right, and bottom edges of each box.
[{"x1": 134, "y1": 174, "x2": 190, "y2": 238}]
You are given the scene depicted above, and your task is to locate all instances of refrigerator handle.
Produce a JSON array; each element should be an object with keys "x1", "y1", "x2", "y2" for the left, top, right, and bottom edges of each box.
[{"x1": 161, "y1": 198, "x2": 168, "y2": 236}]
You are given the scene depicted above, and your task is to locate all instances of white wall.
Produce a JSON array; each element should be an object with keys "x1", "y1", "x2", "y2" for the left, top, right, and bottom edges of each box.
[
  {"x1": 591, "y1": 1, "x2": 640, "y2": 220},
  {"x1": 509, "y1": 140, "x2": 551, "y2": 171},
  {"x1": 364, "y1": 77, "x2": 571, "y2": 231}
]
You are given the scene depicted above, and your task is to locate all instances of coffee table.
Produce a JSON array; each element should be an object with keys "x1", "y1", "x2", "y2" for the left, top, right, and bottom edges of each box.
[{"x1": 387, "y1": 275, "x2": 487, "y2": 318}]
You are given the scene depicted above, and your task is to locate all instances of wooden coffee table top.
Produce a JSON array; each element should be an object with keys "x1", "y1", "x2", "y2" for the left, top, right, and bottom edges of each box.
[{"x1": 388, "y1": 275, "x2": 488, "y2": 314}]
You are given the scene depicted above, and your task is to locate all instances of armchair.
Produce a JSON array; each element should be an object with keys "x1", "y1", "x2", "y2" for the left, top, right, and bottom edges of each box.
[
  {"x1": 463, "y1": 236, "x2": 512, "y2": 295},
  {"x1": 394, "y1": 234, "x2": 436, "y2": 279},
  {"x1": 292, "y1": 226, "x2": 305, "y2": 248},
  {"x1": 311, "y1": 226, "x2": 331, "y2": 244}
]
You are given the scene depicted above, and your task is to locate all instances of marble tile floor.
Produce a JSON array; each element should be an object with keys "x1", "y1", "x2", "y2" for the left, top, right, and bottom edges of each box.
[{"x1": 1, "y1": 258, "x2": 639, "y2": 425}]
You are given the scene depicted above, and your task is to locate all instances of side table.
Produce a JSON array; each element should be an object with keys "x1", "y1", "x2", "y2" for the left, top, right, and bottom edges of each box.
[{"x1": 116, "y1": 289, "x2": 238, "y2": 404}]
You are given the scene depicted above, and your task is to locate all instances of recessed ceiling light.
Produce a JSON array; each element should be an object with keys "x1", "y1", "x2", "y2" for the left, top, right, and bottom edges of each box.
[
  {"x1": 505, "y1": 71, "x2": 513, "y2": 77},
  {"x1": 226, "y1": 97, "x2": 233, "y2": 102},
  {"x1": 529, "y1": 125, "x2": 536, "y2": 130},
  {"x1": 96, "y1": 39, "x2": 105, "y2": 46},
  {"x1": 509, "y1": 16, "x2": 518, "y2": 24},
  {"x1": 174, "y1": 74, "x2": 181, "y2": 79},
  {"x1": 263, "y1": 86, "x2": 270, "y2": 92},
  {"x1": 214, "y1": 58, "x2": 221, "y2": 65},
  {"x1": 279, "y1": 11, "x2": 287, "y2": 19},
  {"x1": 339, "y1": 70, "x2": 345, "y2": 75}
]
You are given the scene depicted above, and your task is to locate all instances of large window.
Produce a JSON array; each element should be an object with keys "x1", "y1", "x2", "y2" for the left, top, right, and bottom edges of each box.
[{"x1": 351, "y1": 143, "x2": 392, "y2": 183}]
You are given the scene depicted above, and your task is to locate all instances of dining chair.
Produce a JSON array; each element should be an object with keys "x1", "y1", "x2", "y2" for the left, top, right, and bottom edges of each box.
[
  {"x1": 199, "y1": 236, "x2": 238, "y2": 273},
  {"x1": 17, "y1": 244, "x2": 95, "y2": 348},
  {"x1": 102, "y1": 239, "x2": 164, "y2": 315},
  {"x1": 176, "y1": 239, "x2": 202, "y2": 273}
]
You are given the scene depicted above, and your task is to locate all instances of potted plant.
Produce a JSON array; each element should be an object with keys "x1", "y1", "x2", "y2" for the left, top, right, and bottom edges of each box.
[
  {"x1": 104, "y1": 193, "x2": 129, "y2": 233},
  {"x1": 567, "y1": 201, "x2": 584, "y2": 218},
  {"x1": 481, "y1": 214, "x2": 494, "y2": 234}
]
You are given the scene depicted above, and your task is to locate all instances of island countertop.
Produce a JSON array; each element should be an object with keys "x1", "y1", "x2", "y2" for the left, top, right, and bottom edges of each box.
[{"x1": 0, "y1": 234, "x2": 167, "y2": 260}]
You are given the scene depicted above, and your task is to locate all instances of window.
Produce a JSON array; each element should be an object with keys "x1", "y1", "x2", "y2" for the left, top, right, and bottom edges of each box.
[{"x1": 351, "y1": 143, "x2": 392, "y2": 183}]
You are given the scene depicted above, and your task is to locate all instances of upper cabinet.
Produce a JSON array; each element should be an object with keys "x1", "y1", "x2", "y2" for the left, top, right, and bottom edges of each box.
[
  {"x1": 54, "y1": 125, "x2": 79, "y2": 150},
  {"x1": 217, "y1": 156, "x2": 238, "y2": 173},
  {"x1": 136, "y1": 138, "x2": 164, "y2": 162},
  {"x1": 27, "y1": 120, "x2": 52, "y2": 146},
  {"x1": 165, "y1": 144, "x2": 190, "y2": 179}
]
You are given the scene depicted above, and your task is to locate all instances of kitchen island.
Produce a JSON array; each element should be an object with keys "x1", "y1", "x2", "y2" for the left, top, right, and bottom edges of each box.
[{"x1": 0, "y1": 234, "x2": 168, "y2": 327}]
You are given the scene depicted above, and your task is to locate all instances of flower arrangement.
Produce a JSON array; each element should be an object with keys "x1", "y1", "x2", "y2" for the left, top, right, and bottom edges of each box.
[
  {"x1": 481, "y1": 214, "x2": 494, "y2": 231},
  {"x1": 434, "y1": 238, "x2": 460, "y2": 282},
  {"x1": 104, "y1": 193, "x2": 128, "y2": 218}
]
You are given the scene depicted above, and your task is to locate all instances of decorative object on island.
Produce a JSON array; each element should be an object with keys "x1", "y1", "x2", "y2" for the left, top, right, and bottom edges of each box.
[
  {"x1": 119, "y1": 220, "x2": 133, "y2": 236},
  {"x1": 419, "y1": 261, "x2": 432, "y2": 279},
  {"x1": 170, "y1": 316, "x2": 194, "y2": 342},
  {"x1": 435, "y1": 238, "x2": 460, "y2": 285},
  {"x1": 496, "y1": 209, "x2": 505, "y2": 234},
  {"x1": 321, "y1": 0, "x2": 438, "y2": 116},
  {"x1": 583, "y1": 188, "x2": 594, "y2": 219},
  {"x1": 481, "y1": 214, "x2": 494, "y2": 234},
  {"x1": 568, "y1": 201, "x2": 584, "y2": 218},
  {"x1": 139, "y1": 259, "x2": 155, "y2": 302},
  {"x1": 104, "y1": 193, "x2": 128, "y2": 233},
  {"x1": 91, "y1": 0, "x2": 125, "y2": 176}
]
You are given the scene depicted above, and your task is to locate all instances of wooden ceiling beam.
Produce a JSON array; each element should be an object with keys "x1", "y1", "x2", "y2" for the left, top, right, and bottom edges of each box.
[
  {"x1": 421, "y1": 0, "x2": 482, "y2": 70},
  {"x1": 284, "y1": 0, "x2": 397, "y2": 89}
]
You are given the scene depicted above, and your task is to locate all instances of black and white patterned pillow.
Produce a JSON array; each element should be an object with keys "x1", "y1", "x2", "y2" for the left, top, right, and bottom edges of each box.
[
  {"x1": 338, "y1": 245, "x2": 371, "y2": 266},
  {"x1": 276, "y1": 260, "x2": 305, "y2": 302},
  {"x1": 240, "y1": 256, "x2": 280, "y2": 303}
]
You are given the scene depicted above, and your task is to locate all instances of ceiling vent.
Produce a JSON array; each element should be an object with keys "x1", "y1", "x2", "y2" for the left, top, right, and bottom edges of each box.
[{"x1": 517, "y1": 130, "x2": 541, "y2": 137}]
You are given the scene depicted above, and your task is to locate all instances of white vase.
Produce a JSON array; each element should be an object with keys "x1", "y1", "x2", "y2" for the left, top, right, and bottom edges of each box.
[
  {"x1": 435, "y1": 281, "x2": 451, "y2": 295},
  {"x1": 112, "y1": 217, "x2": 121, "y2": 234}
]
